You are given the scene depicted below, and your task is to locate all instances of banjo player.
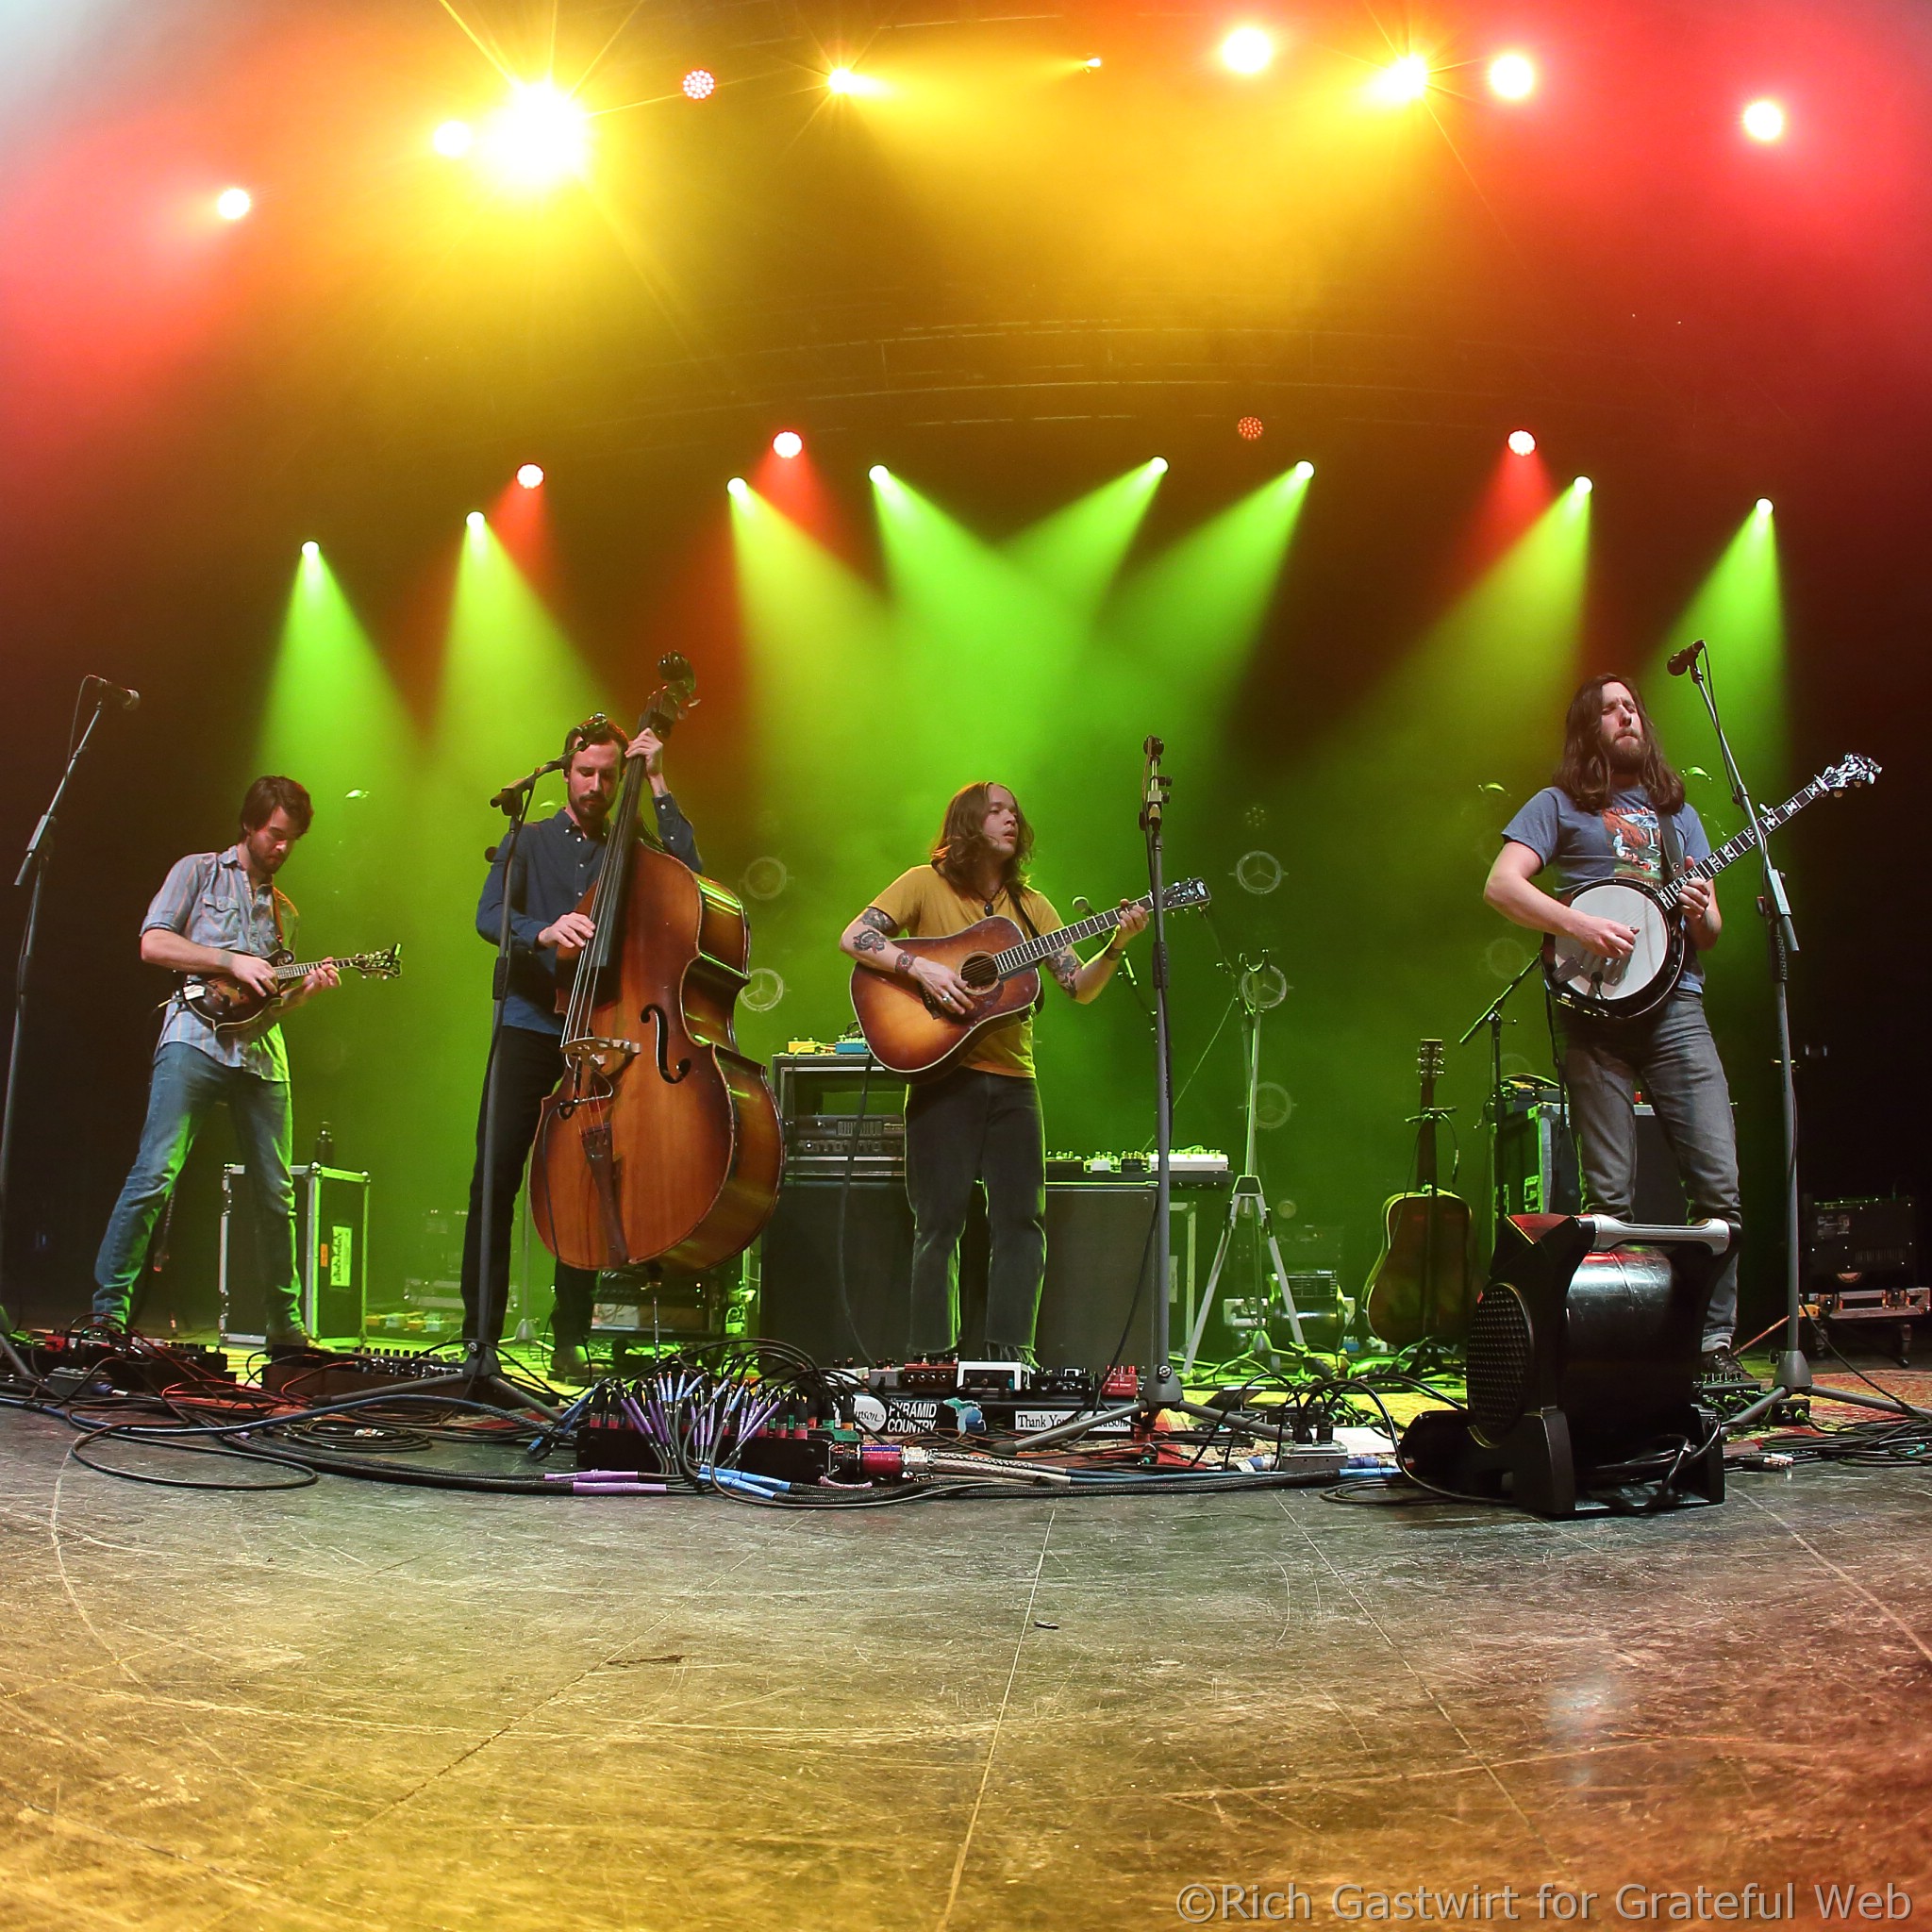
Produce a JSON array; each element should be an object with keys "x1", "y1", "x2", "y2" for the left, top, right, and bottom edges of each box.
[{"x1": 1483, "y1": 675, "x2": 1749, "y2": 1386}]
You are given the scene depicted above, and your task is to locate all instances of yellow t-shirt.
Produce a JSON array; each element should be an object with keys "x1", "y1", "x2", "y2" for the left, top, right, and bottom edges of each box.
[{"x1": 870, "y1": 866, "x2": 1063, "y2": 1079}]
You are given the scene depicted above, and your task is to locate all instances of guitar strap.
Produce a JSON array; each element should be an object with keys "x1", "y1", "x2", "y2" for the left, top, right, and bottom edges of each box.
[
  {"x1": 1656, "y1": 798, "x2": 1685, "y2": 884},
  {"x1": 1001, "y1": 886, "x2": 1050, "y2": 1015}
]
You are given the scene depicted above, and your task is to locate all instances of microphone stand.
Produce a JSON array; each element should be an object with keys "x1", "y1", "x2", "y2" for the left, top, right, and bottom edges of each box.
[
  {"x1": 1457, "y1": 951, "x2": 1544, "y2": 1259},
  {"x1": 1139, "y1": 737, "x2": 1183, "y2": 1413},
  {"x1": 0, "y1": 683, "x2": 115, "y2": 1315},
  {"x1": 459, "y1": 753, "x2": 567, "y2": 1421},
  {"x1": 1682, "y1": 642, "x2": 1912, "y2": 1427}
]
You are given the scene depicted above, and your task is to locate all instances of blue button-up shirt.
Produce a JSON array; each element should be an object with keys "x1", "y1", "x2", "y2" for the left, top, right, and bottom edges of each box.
[
  {"x1": 478, "y1": 795, "x2": 702, "y2": 1037},
  {"x1": 143, "y1": 845, "x2": 295, "y2": 1079}
]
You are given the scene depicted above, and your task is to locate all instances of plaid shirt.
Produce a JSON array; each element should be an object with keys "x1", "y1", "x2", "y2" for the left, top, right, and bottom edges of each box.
[{"x1": 143, "y1": 845, "x2": 295, "y2": 1079}]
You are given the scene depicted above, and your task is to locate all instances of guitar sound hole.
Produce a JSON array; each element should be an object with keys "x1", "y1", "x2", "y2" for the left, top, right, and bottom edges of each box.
[{"x1": 959, "y1": 955, "x2": 998, "y2": 991}]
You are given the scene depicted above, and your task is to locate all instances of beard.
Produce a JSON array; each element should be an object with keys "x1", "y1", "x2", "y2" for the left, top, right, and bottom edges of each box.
[{"x1": 1605, "y1": 729, "x2": 1644, "y2": 774}]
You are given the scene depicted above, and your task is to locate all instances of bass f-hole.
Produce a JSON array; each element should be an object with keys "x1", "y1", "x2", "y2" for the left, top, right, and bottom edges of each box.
[{"x1": 641, "y1": 1004, "x2": 691, "y2": 1085}]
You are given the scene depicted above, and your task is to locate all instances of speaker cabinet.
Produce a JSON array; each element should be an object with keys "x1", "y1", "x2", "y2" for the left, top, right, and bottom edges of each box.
[
  {"x1": 1497, "y1": 1099, "x2": 1688, "y2": 1224},
  {"x1": 756, "y1": 1177, "x2": 1196, "y2": 1370}
]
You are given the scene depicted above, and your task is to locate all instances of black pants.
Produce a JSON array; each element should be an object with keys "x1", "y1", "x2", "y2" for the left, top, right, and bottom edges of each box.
[
  {"x1": 459, "y1": 1023, "x2": 597, "y2": 1348},
  {"x1": 904, "y1": 1068, "x2": 1045, "y2": 1359}
]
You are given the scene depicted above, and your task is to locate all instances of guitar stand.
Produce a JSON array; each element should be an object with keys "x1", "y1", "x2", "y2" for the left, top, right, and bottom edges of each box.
[
  {"x1": 1185, "y1": 1174, "x2": 1307, "y2": 1367},
  {"x1": 1181, "y1": 951, "x2": 1307, "y2": 1370}
]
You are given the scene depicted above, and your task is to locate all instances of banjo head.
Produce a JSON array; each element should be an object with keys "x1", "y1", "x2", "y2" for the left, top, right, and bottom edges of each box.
[{"x1": 1548, "y1": 879, "x2": 1676, "y2": 1014}]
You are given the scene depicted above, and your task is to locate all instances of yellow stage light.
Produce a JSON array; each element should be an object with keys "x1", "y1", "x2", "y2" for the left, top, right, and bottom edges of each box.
[
  {"x1": 432, "y1": 120, "x2": 474, "y2": 158},
  {"x1": 825, "y1": 65, "x2": 891, "y2": 99},
  {"x1": 215, "y1": 186, "x2": 252, "y2": 221},
  {"x1": 482, "y1": 80, "x2": 591, "y2": 188},
  {"x1": 1367, "y1": 53, "x2": 1431, "y2": 106},
  {"x1": 1220, "y1": 26, "x2": 1274, "y2": 76}
]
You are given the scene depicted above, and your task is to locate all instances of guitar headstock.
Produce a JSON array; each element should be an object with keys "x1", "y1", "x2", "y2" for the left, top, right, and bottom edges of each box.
[
  {"x1": 349, "y1": 943, "x2": 402, "y2": 981},
  {"x1": 1819, "y1": 753, "x2": 1881, "y2": 795},
  {"x1": 1159, "y1": 877, "x2": 1212, "y2": 913},
  {"x1": 1419, "y1": 1038, "x2": 1445, "y2": 1082}
]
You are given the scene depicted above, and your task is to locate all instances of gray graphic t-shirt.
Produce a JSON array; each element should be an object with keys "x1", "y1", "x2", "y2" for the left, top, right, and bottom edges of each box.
[{"x1": 1501, "y1": 785, "x2": 1712, "y2": 992}]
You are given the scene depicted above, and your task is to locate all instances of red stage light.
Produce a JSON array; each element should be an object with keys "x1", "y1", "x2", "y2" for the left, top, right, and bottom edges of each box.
[
  {"x1": 1741, "y1": 98, "x2": 1787, "y2": 142},
  {"x1": 516, "y1": 463, "x2": 544, "y2": 489},
  {"x1": 1507, "y1": 429, "x2": 1537, "y2": 456},
  {"x1": 1237, "y1": 416, "x2": 1265, "y2": 441},
  {"x1": 683, "y1": 69, "x2": 716, "y2": 102},
  {"x1": 772, "y1": 430, "x2": 804, "y2": 459}
]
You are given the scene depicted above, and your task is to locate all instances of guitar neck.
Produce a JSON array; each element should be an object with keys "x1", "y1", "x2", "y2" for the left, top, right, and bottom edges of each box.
[
  {"x1": 1657, "y1": 777, "x2": 1825, "y2": 909},
  {"x1": 989, "y1": 897, "x2": 1148, "y2": 978}
]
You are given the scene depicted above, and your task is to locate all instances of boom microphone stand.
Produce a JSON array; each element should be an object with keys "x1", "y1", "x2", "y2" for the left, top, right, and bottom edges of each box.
[
  {"x1": 1675, "y1": 640, "x2": 1914, "y2": 1428},
  {"x1": 1457, "y1": 951, "x2": 1543, "y2": 1256},
  {"x1": 0, "y1": 677, "x2": 126, "y2": 1315},
  {"x1": 448, "y1": 736, "x2": 586, "y2": 1420}
]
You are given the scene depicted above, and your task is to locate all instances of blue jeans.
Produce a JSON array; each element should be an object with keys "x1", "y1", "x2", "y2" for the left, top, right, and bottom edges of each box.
[
  {"x1": 1558, "y1": 991, "x2": 1742, "y2": 1351},
  {"x1": 93, "y1": 1041, "x2": 299, "y2": 1327}
]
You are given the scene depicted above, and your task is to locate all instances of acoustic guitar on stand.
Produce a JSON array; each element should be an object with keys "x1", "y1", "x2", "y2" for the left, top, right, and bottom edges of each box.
[
  {"x1": 851, "y1": 880, "x2": 1210, "y2": 1077},
  {"x1": 1364, "y1": 1038, "x2": 1475, "y2": 1350}
]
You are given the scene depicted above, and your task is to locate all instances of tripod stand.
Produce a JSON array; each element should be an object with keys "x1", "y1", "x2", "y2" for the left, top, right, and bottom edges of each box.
[{"x1": 1183, "y1": 953, "x2": 1305, "y2": 1368}]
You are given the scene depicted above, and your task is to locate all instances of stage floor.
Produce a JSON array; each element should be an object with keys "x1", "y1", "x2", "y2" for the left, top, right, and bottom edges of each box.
[{"x1": 2, "y1": 1388, "x2": 1930, "y2": 1932}]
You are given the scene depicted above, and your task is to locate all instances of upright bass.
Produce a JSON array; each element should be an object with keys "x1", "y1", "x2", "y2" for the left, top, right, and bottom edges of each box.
[{"x1": 530, "y1": 656, "x2": 782, "y2": 1274}]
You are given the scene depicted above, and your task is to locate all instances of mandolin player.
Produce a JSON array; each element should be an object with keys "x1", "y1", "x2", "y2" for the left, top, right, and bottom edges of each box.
[
  {"x1": 839, "y1": 781, "x2": 1146, "y2": 1365},
  {"x1": 90, "y1": 777, "x2": 339, "y2": 1345},
  {"x1": 1483, "y1": 675, "x2": 1749, "y2": 1385}
]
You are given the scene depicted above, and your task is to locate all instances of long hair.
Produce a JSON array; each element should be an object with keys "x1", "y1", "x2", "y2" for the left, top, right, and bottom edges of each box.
[
  {"x1": 1555, "y1": 675, "x2": 1685, "y2": 815},
  {"x1": 930, "y1": 781, "x2": 1035, "y2": 895}
]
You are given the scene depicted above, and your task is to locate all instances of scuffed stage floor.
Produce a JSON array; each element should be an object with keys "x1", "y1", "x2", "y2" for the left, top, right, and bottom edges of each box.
[{"x1": 2, "y1": 1399, "x2": 1929, "y2": 1932}]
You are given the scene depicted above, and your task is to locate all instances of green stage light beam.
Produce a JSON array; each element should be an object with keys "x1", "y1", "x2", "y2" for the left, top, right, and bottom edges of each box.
[
  {"x1": 1648, "y1": 504, "x2": 1788, "y2": 818},
  {"x1": 1005, "y1": 458, "x2": 1167, "y2": 617},
  {"x1": 871, "y1": 467, "x2": 1094, "y2": 786},
  {"x1": 1092, "y1": 463, "x2": 1314, "y2": 779},
  {"x1": 251, "y1": 551, "x2": 420, "y2": 1326},
  {"x1": 729, "y1": 482, "x2": 908, "y2": 1049},
  {"x1": 381, "y1": 524, "x2": 615, "y2": 1257},
  {"x1": 1250, "y1": 481, "x2": 1592, "y2": 1289}
]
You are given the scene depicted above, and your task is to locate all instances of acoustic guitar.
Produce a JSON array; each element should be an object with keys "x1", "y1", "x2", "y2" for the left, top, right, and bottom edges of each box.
[
  {"x1": 177, "y1": 944, "x2": 401, "y2": 1032},
  {"x1": 850, "y1": 879, "x2": 1210, "y2": 1077},
  {"x1": 1364, "y1": 1039, "x2": 1475, "y2": 1348}
]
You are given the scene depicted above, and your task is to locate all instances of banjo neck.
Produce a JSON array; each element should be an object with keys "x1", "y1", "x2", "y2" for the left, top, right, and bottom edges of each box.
[{"x1": 1655, "y1": 775, "x2": 1832, "y2": 910}]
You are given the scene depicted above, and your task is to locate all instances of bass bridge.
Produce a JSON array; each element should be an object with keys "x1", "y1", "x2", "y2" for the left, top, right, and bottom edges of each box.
[{"x1": 557, "y1": 1036, "x2": 639, "y2": 1116}]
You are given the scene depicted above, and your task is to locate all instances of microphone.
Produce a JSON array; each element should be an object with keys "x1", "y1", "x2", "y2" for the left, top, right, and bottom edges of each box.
[
  {"x1": 1074, "y1": 896, "x2": 1138, "y2": 985},
  {"x1": 83, "y1": 675, "x2": 140, "y2": 711},
  {"x1": 1667, "y1": 638, "x2": 1706, "y2": 677}
]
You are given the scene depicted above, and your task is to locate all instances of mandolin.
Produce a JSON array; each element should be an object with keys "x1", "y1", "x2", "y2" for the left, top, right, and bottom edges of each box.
[
  {"x1": 1364, "y1": 1039, "x2": 1475, "y2": 1349},
  {"x1": 850, "y1": 879, "x2": 1211, "y2": 1077},
  {"x1": 177, "y1": 944, "x2": 401, "y2": 1032}
]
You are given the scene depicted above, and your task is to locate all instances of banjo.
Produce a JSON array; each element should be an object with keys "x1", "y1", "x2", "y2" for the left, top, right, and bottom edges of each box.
[{"x1": 1543, "y1": 755, "x2": 1879, "y2": 1020}]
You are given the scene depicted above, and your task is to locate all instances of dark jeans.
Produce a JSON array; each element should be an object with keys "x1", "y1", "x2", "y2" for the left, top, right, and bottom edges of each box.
[
  {"x1": 93, "y1": 1042, "x2": 298, "y2": 1327},
  {"x1": 459, "y1": 1022, "x2": 597, "y2": 1349},
  {"x1": 904, "y1": 1068, "x2": 1046, "y2": 1359},
  {"x1": 1559, "y1": 990, "x2": 1741, "y2": 1350}
]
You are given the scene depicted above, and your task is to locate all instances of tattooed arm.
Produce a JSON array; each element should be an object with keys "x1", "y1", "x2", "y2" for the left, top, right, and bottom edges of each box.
[
  {"x1": 840, "y1": 904, "x2": 975, "y2": 1014},
  {"x1": 1052, "y1": 899, "x2": 1151, "y2": 1004}
]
